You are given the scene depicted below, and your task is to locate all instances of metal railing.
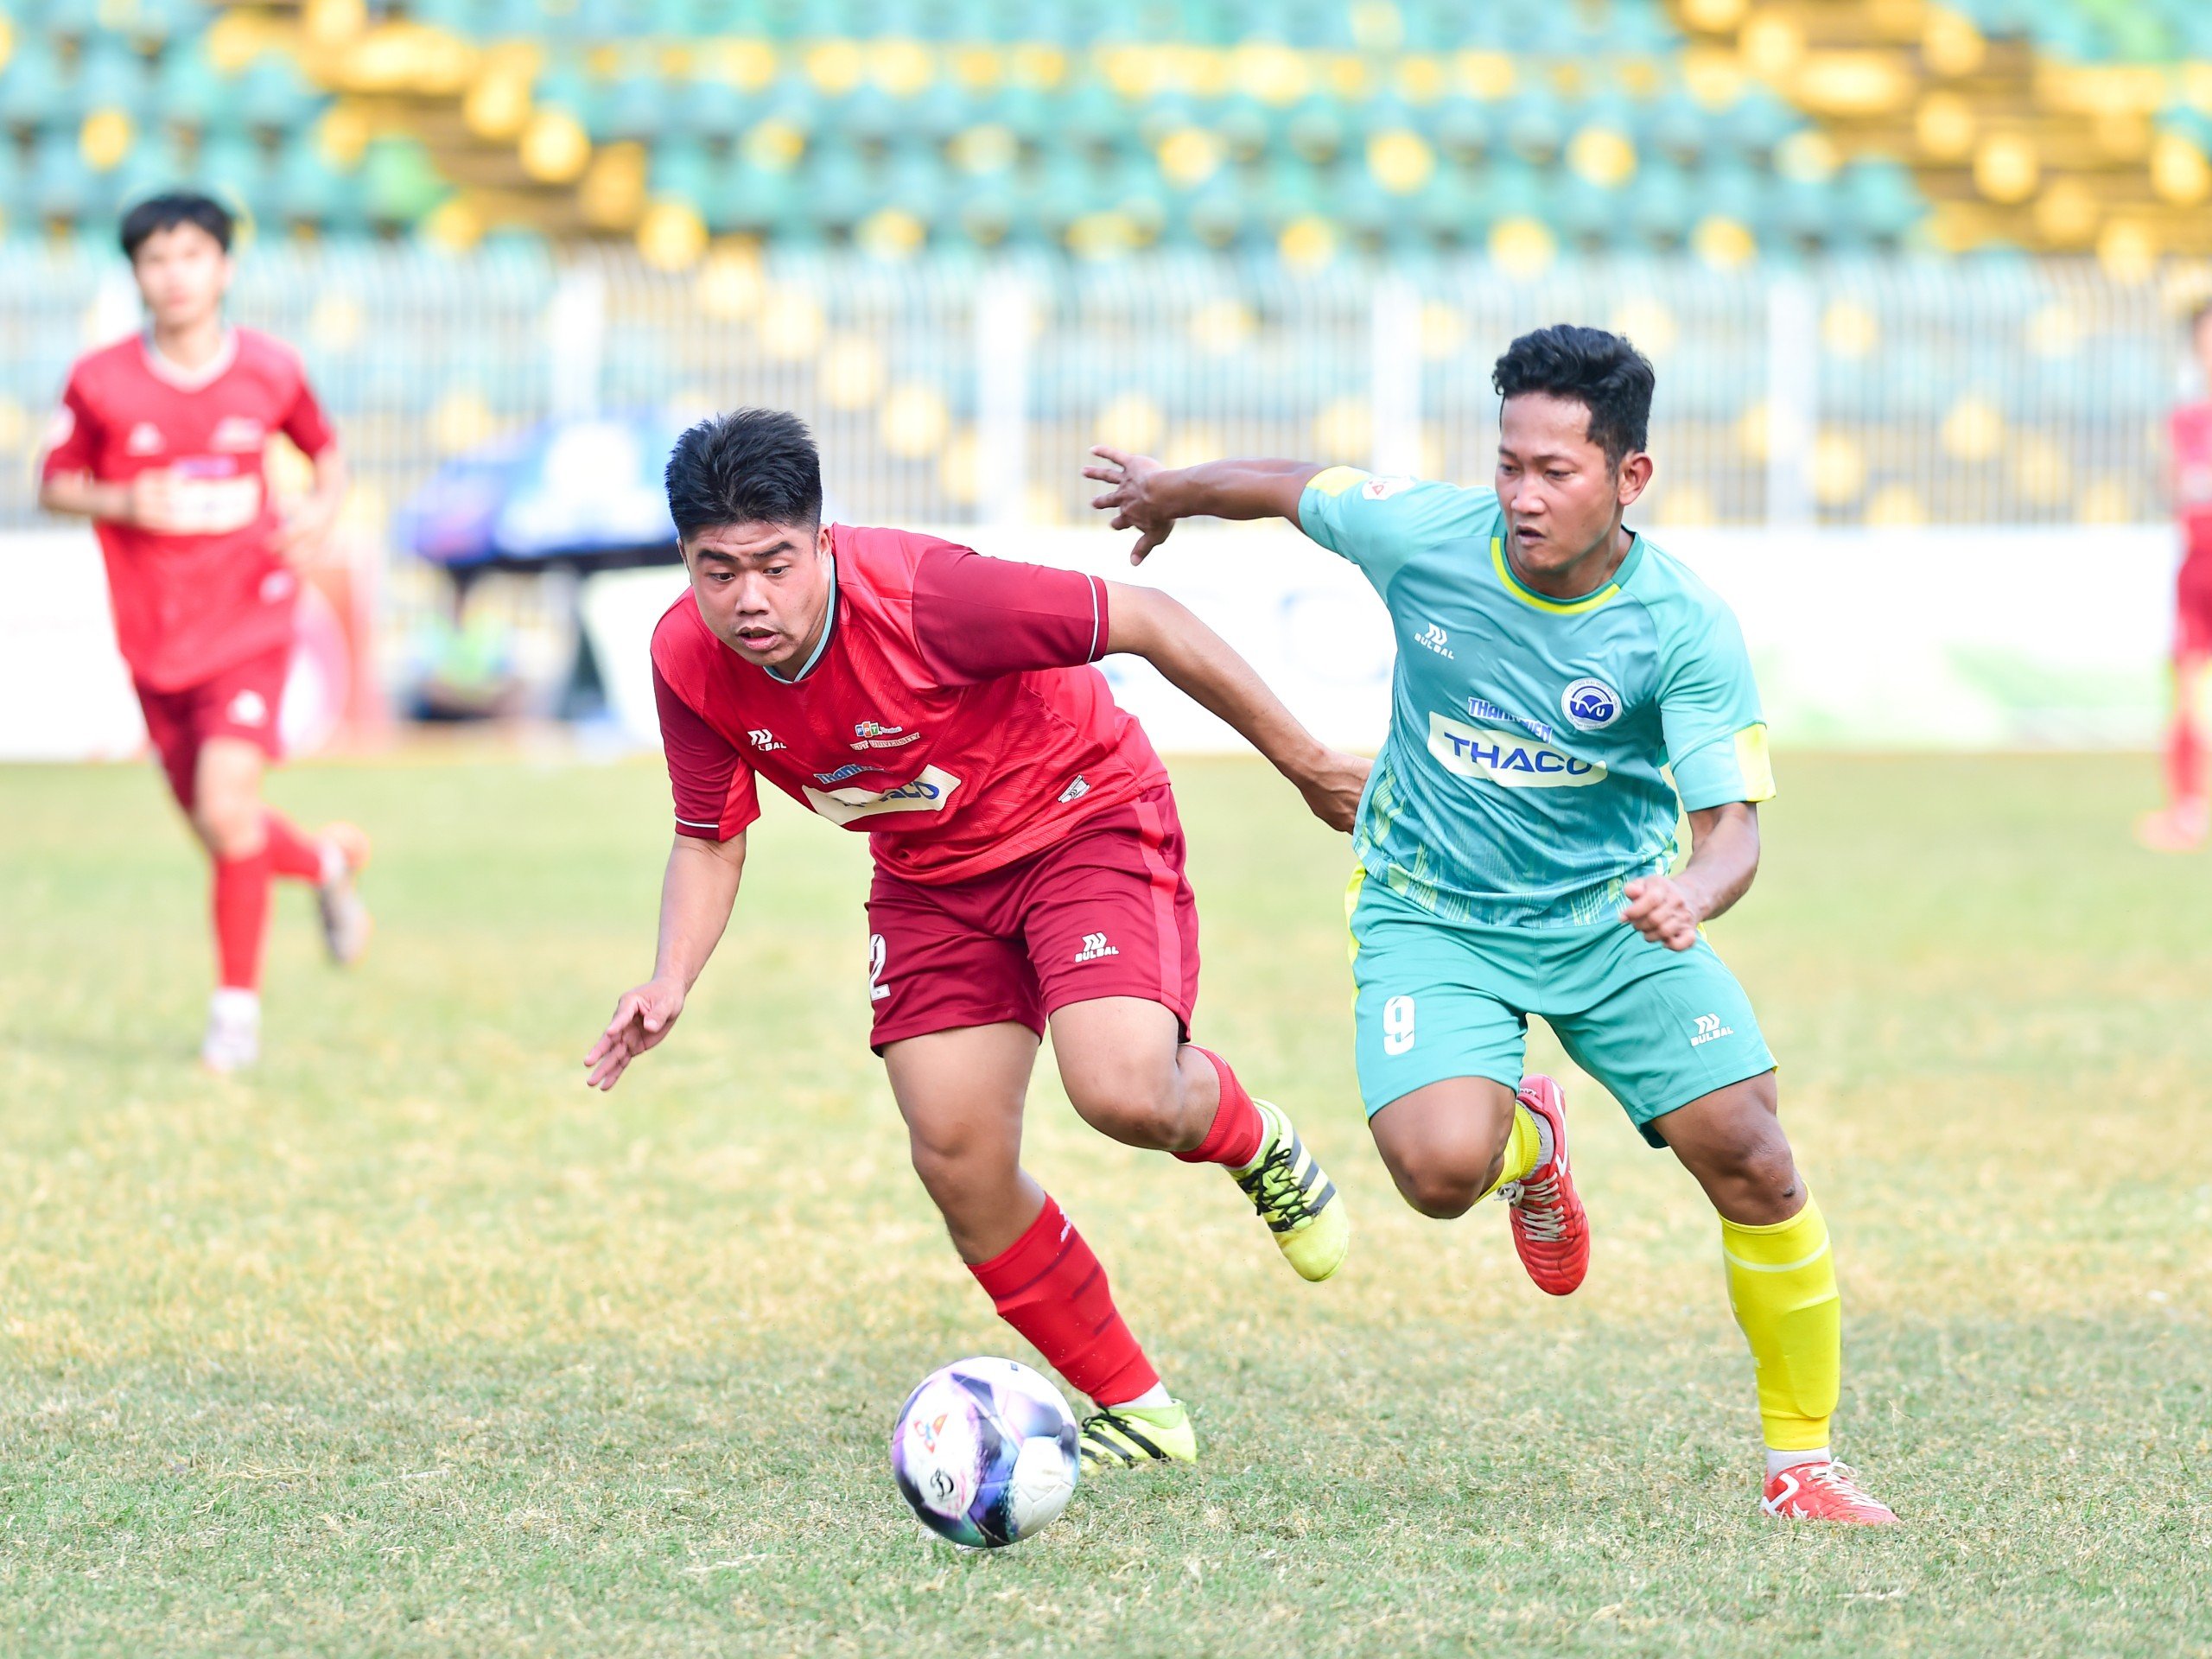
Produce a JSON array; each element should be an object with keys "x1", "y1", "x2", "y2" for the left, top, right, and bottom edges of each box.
[{"x1": 0, "y1": 244, "x2": 2193, "y2": 536}]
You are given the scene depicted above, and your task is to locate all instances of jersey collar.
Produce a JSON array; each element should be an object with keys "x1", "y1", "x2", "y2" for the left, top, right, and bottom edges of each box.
[
  {"x1": 141, "y1": 328, "x2": 239, "y2": 391},
  {"x1": 765, "y1": 546, "x2": 837, "y2": 684},
  {"x1": 1490, "y1": 530, "x2": 1643, "y2": 615}
]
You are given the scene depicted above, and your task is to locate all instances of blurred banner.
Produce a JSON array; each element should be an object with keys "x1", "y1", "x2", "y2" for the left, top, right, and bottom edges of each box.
[{"x1": 578, "y1": 521, "x2": 2180, "y2": 757}]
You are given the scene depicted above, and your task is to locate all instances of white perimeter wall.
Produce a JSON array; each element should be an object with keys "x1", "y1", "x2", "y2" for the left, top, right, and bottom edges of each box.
[{"x1": 2, "y1": 521, "x2": 2183, "y2": 762}]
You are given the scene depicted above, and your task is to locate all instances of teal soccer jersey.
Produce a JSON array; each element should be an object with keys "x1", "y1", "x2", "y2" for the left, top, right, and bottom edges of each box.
[
  {"x1": 1300, "y1": 466, "x2": 1780, "y2": 1135},
  {"x1": 1299, "y1": 467, "x2": 1775, "y2": 929}
]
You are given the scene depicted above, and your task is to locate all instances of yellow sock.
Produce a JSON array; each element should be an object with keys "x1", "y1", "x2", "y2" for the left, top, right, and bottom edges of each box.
[
  {"x1": 1476, "y1": 1104, "x2": 1544, "y2": 1201},
  {"x1": 1720, "y1": 1195, "x2": 1840, "y2": 1453}
]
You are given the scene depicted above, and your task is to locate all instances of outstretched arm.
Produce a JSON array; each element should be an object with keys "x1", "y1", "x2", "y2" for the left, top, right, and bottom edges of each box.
[
  {"x1": 1105, "y1": 582, "x2": 1368, "y2": 831},
  {"x1": 1084, "y1": 448, "x2": 1325, "y2": 563},
  {"x1": 585, "y1": 830, "x2": 747, "y2": 1089},
  {"x1": 1621, "y1": 803, "x2": 1760, "y2": 950}
]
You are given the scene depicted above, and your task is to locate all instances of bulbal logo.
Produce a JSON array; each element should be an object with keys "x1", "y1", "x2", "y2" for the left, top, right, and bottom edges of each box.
[
  {"x1": 1427, "y1": 712, "x2": 1605, "y2": 788},
  {"x1": 1689, "y1": 1013, "x2": 1736, "y2": 1048},
  {"x1": 1560, "y1": 677, "x2": 1623, "y2": 731},
  {"x1": 125, "y1": 422, "x2": 165, "y2": 455},
  {"x1": 1073, "y1": 931, "x2": 1120, "y2": 963},
  {"x1": 1414, "y1": 622, "x2": 1453, "y2": 659},
  {"x1": 747, "y1": 728, "x2": 785, "y2": 751}
]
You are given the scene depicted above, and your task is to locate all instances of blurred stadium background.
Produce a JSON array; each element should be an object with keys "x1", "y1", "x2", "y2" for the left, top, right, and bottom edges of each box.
[{"x1": 3, "y1": 0, "x2": 2210, "y2": 757}]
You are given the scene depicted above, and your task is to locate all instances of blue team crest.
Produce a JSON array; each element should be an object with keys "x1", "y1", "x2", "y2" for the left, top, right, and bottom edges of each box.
[{"x1": 1560, "y1": 677, "x2": 1624, "y2": 731}]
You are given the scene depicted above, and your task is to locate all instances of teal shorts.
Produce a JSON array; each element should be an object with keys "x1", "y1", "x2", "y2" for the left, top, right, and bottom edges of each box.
[{"x1": 1345, "y1": 869, "x2": 1777, "y2": 1148}]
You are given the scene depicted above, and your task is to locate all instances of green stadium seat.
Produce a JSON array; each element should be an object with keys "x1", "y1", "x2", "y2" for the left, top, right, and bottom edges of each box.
[
  {"x1": 0, "y1": 38, "x2": 70, "y2": 130},
  {"x1": 1839, "y1": 158, "x2": 1923, "y2": 242},
  {"x1": 112, "y1": 132, "x2": 191, "y2": 205},
  {"x1": 712, "y1": 159, "x2": 800, "y2": 234},
  {"x1": 1627, "y1": 158, "x2": 1695, "y2": 243},
  {"x1": 150, "y1": 44, "x2": 228, "y2": 131},
  {"x1": 882, "y1": 143, "x2": 950, "y2": 232},
  {"x1": 1431, "y1": 99, "x2": 1492, "y2": 165},
  {"x1": 800, "y1": 138, "x2": 875, "y2": 230},
  {"x1": 78, "y1": 41, "x2": 152, "y2": 121},
  {"x1": 671, "y1": 73, "x2": 747, "y2": 144},
  {"x1": 272, "y1": 143, "x2": 364, "y2": 230},
  {"x1": 359, "y1": 134, "x2": 448, "y2": 226},
  {"x1": 194, "y1": 131, "x2": 269, "y2": 220},
  {"x1": 30, "y1": 131, "x2": 95, "y2": 221},
  {"x1": 1500, "y1": 92, "x2": 1568, "y2": 163},
  {"x1": 238, "y1": 54, "x2": 320, "y2": 134},
  {"x1": 1284, "y1": 96, "x2": 1348, "y2": 163},
  {"x1": 598, "y1": 73, "x2": 671, "y2": 143}
]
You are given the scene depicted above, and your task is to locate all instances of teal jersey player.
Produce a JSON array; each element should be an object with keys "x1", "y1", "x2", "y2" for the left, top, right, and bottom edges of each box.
[
  {"x1": 1084, "y1": 322, "x2": 1897, "y2": 1524},
  {"x1": 1299, "y1": 465, "x2": 1774, "y2": 931}
]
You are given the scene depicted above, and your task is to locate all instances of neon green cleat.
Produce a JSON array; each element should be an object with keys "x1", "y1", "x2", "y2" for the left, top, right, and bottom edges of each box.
[
  {"x1": 1079, "y1": 1401, "x2": 1198, "y2": 1473},
  {"x1": 1231, "y1": 1100, "x2": 1351, "y2": 1282}
]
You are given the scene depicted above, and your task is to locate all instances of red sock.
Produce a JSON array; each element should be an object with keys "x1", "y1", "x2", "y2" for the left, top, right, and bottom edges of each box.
[
  {"x1": 212, "y1": 849, "x2": 272, "y2": 991},
  {"x1": 264, "y1": 811, "x2": 325, "y2": 882},
  {"x1": 1173, "y1": 1046, "x2": 1266, "y2": 1167},
  {"x1": 969, "y1": 1196, "x2": 1159, "y2": 1407}
]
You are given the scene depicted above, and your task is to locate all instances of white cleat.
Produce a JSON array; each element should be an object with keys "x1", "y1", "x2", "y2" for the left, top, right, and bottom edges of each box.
[
  {"x1": 200, "y1": 988, "x2": 261, "y2": 1073},
  {"x1": 314, "y1": 822, "x2": 373, "y2": 967}
]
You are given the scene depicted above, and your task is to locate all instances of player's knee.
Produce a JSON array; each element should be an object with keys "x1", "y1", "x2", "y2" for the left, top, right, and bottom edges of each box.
[
  {"x1": 193, "y1": 797, "x2": 264, "y2": 859},
  {"x1": 1064, "y1": 1064, "x2": 1186, "y2": 1150},
  {"x1": 906, "y1": 1122, "x2": 1007, "y2": 1205},
  {"x1": 1386, "y1": 1147, "x2": 1496, "y2": 1219},
  {"x1": 1708, "y1": 1122, "x2": 1800, "y2": 1205}
]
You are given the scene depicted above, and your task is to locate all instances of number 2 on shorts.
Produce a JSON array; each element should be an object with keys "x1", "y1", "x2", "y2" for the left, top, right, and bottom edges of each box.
[
  {"x1": 868, "y1": 933, "x2": 890, "y2": 1002},
  {"x1": 1382, "y1": 993, "x2": 1416, "y2": 1055}
]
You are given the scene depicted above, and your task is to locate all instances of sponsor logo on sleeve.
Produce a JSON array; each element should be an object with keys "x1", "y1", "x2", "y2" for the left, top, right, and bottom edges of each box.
[
  {"x1": 1361, "y1": 476, "x2": 1414, "y2": 499},
  {"x1": 1560, "y1": 677, "x2": 1624, "y2": 731},
  {"x1": 802, "y1": 765, "x2": 963, "y2": 825},
  {"x1": 1427, "y1": 712, "x2": 1605, "y2": 788}
]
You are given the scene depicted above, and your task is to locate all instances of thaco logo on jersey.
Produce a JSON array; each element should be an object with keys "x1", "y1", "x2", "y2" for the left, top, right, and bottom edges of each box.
[
  {"x1": 802, "y1": 766, "x2": 963, "y2": 824},
  {"x1": 1427, "y1": 712, "x2": 1605, "y2": 787},
  {"x1": 1560, "y1": 677, "x2": 1624, "y2": 731}
]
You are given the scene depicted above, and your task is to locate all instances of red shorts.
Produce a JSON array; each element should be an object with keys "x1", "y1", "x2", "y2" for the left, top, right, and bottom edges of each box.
[
  {"x1": 865, "y1": 785, "x2": 1201, "y2": 1051},
  {"x1": 2178, "y1": 549, "x2": 2212, "y2": 658},
  {"x1": 135, "y1": 643, "x2": 289, "y2": 810}
]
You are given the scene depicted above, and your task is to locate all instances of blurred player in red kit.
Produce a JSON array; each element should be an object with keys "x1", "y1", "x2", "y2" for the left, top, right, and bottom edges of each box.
[
  {"x1": 585, "y1": 409, "x2": 1364, "y2": 1471},
  {"x1": 38, "y1": 193, "x2": 370, "y2": 1071},
  {"x1": 2142, "y1": 302, "x2": 2212, "y2": 851}
]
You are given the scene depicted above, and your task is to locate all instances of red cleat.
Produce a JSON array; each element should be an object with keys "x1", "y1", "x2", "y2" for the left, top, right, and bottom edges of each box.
[
  {"x1": 1497, "y1": 1074, "x2": 1589, "y2": 1296},
  {"x1": 1762, "y1": 1461, "x2": 1899, "y2": 1525}
]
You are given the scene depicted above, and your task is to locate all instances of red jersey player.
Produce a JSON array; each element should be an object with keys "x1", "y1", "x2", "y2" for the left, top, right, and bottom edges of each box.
[
  {"x1": 38, "y1": 194, "x2": 370, "y2": 1071},
  {"x1": 585, "y1": 409, "x2": 1366, "y2": 1471},
  {"x1": 2142, "y1": 301, "x2": 2212, "y2": 851}
]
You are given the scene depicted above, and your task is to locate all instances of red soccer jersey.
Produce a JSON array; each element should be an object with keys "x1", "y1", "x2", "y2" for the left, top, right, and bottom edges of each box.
[
  {"x1": 651, "y1": 524, "x2": 1170, "y2": 885},
  {"x1": 41, "y1": 327, "x2": 337, "y2": 691},
  {"x1": 2173, "y1": 403, "x2": 2212, "y2": 557}
]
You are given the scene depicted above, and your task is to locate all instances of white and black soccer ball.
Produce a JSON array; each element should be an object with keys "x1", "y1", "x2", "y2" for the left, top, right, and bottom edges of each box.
[{"x1": 890, "y1": 1357, "x2": 1080, "y2": 1548}]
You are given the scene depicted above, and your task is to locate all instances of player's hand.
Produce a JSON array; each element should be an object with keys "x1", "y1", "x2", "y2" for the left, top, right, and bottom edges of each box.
[
  {"x1": 124, "y1": 468, "x2": 193, "y2": 534},
  {"x1": 1293, "y1": 747, "x2": 1371, "y2": 834},
  {"x1": 1621, "y1": 875, "x2": 1701, "y2": 951},
  {"x1": 1084, "y1": 446, "x2": 1178, "y2": 563},
  {"x1": 584, "y1": 976, "x2": 687, "y2": 1090},
  {"x1": 274, "y1": 495, "x2": 339, "y2": 559}
]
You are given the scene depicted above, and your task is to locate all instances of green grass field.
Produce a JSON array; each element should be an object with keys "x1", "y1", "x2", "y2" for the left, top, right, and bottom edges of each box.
[{"x1": 2, "y1": 752, "x2": 2208, "y2": 1658}]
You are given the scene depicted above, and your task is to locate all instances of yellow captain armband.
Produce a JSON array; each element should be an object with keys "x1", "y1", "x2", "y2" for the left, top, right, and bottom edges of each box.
[
  {"x1": 1734, "y1": 724, "x2": 1777, "y2": 803},
  {"x1": 1306, "y1": 465, "x2": 1370, "y2": 497}
]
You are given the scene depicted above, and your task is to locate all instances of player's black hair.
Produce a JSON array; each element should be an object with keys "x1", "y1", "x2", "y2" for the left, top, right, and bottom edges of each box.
[
  {"x1": 119, "y1": 192, "x2": 235, "y2": 259},
  {"x1": 1491, "y1": 324, "x2": 1655, "y2": 469},
  {"x1": 664, "y1": 407, "x2": 825, "y2": 541}
]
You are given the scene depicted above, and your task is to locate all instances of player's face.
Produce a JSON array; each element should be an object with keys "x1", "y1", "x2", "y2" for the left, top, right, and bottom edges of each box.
[
  {"x1": 130, "y1": 223, "x2": 232, "y2": 333},
  {"x1": 683, "y1": 519, "x2": 835, "y2": 669},
  {"x1": 1495, "y1": 393, "x2": 1649, "y2": 577}
]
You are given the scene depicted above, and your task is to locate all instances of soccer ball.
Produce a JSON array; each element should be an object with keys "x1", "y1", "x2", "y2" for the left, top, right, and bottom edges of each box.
[{"x1": 890, "y1": 1357, "x2": 1080, "y2": 1548}]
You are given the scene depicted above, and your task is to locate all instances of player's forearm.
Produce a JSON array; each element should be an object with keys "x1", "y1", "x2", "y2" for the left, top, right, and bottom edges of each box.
[
  {"x1": 1676, "y1": 804, "x2": 1760, "y2": 922},
  {"x1": 652, "y1": 834, "x2": 746, "y2": 989},
  {"x1": 1151, "y1": 459, "x2": 1319, "y2": 527},
  {"x1": 1113, "y1": 588, "x2": 1326, "y2": 781},
  {"x1": 38, "y1": 474, "x2": 129, "y2": 522}
]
